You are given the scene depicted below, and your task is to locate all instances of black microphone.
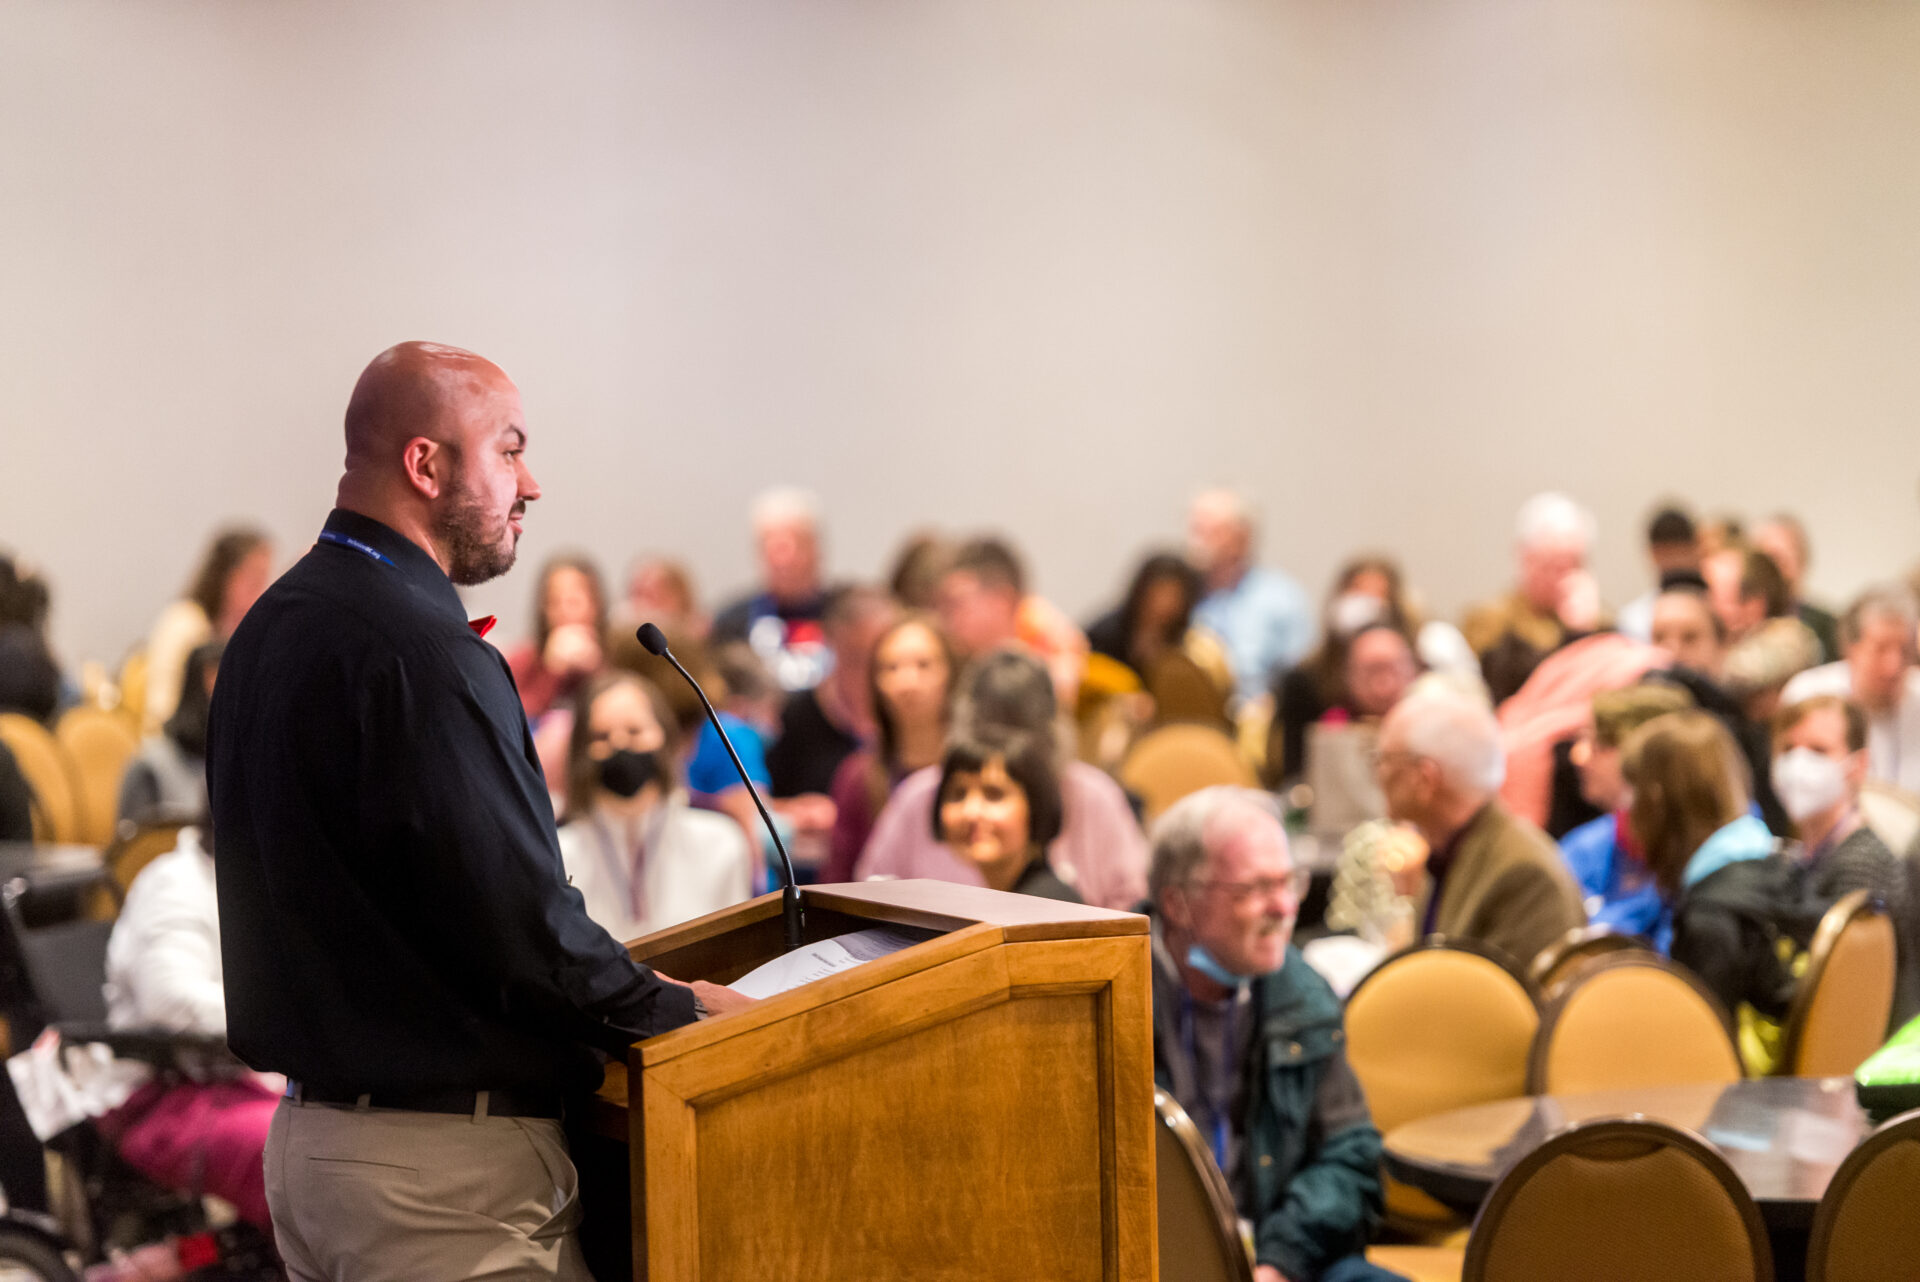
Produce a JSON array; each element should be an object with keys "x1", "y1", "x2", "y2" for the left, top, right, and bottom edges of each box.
[{"x1": 637, "y1": 623, "x2": 806, "y2": 952}]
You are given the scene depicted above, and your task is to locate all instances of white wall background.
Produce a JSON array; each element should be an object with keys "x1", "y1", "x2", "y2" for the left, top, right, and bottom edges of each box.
[{"x1": 9, "y1": 0, "x2": 1920, "y2": 668}]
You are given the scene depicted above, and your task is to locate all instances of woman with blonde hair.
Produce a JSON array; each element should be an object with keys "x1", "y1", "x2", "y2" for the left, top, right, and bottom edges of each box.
[{"x1": 1623, "y1": 710, "x2": 1810, "y2": 1071}]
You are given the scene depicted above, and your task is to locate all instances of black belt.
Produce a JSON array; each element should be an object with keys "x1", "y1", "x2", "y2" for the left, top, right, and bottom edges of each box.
[{"x1": 284, "y1": 1081, "x2": 564, "y2": 1120}]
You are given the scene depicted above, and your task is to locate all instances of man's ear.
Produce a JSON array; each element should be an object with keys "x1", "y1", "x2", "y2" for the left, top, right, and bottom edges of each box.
[
  {"x1": 1161, "y1": 886, "x2": 1192, "y2": 933},
  {"x1": 401, "y1": 436, "x2": 445, "y2": 499}
]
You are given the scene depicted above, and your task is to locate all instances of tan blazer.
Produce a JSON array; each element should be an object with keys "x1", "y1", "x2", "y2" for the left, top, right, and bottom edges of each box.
[{"x1": 1419, "y1": 801, "x2": 1586, "y2": 972}]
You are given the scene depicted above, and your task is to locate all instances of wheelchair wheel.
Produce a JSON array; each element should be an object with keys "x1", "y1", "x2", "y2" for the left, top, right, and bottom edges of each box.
[{"x1": 0, "y1": 1226, "x2": 74, "y2": 1282}]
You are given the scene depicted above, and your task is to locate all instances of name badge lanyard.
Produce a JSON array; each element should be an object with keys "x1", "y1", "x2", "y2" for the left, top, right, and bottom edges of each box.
[
  {"x1": 1179, "y1": 990, "x2": 1238, "y2": 1173},
  {"x1": 316, "y1": 529, "x2": 395, "y2": 566}
]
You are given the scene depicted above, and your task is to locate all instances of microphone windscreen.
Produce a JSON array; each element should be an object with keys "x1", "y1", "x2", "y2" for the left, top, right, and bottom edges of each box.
[{"x1": 636, "y1": 622, "x2": 670, "y2": 656}]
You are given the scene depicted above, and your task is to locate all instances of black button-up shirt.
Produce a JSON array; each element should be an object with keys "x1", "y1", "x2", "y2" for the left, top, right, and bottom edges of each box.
[{"x1": 208, "y1": 509, "x2": 696, "y2": 1094}]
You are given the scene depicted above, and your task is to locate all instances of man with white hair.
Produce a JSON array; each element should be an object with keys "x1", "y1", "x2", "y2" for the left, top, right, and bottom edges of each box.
[
  {"x1": 1461, "y1": 492, "x2": 1605, "y2": 703},
  {"x1": 712, "y1": 486, "x2": 831, "y2": 690},
  {"x1": 1781, "y1": 587, "x2": 1920, "y2": 794},
  {"x1": 1148, "y1": 788, "x2": 1403, "y2": 1282},
  {"x1": 1187, "y1": 488, "x2": 1312, "y2": 707},
  {"x1": 1374, "y1": 681, "x2": 1585, "y2": 967}
]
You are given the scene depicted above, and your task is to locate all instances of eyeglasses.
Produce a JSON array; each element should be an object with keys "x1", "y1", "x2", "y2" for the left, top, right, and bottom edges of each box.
[
  {"x1": 1191, "y1": 869, "x2": 1311, "y2": 905},
  {"x1": 1367, "y1": 748, "x2": 1424, "y2": 772}
]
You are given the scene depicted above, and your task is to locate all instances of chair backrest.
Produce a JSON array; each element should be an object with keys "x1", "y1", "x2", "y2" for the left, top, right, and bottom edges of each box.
[
  {"x1": 1858, "y1": 781, "x2": 1920, "y2": 864},
  {"x1": 0, "y1": 713, "x2": 81, "y2": 845},
  {"x1": 1347, "y1": 938, "x2": 1540, "y2": 1227},
  {"x1": 1117, "y1": 724, "x2": 1256, "y2": 825},
  {"x1": 1782, "y1": 890, "x2": 1898, "y2": 1078},
  {"x1": 1145, "y1": 653, "x2": 1231, "y2": 731},
  {"x1": 1807, "y1": 1107, "x2": 1920, "y2": 1282},
  {"x1": 105, "y1": 823, "x2": 187, "y2": 906},
  {"x1": 1527, "y1": 924, "x2": 1647, "y2": 995},
  {"x1": 114, "y1": 649, "x2": 150, "y2": 738},
  {"x1": 54, "y1": 708, "x2": 139, "y2": 848},
  {"x1": 1153, "y1": 1090, "x2": 1254, "y2": 1282},
  {"x1": 1527, "y1": 954, "x2": 1742, "y2": 1095},
  {"x1": 1463, "y1": 1117, "x2": 1773, "y2": 1282}
]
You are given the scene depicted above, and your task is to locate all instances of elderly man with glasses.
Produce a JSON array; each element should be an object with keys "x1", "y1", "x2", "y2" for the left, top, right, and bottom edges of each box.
[{"x1": 1148, "y1": 787, "x2": 1406, "y2": 1282}]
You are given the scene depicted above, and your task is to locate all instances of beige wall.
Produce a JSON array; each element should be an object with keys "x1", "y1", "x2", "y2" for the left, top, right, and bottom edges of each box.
[{"x1": 8, "y1": 0, "x2": 1920, "y2": 669}]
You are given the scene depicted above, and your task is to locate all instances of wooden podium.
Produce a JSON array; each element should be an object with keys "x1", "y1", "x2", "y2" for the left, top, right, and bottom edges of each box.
[{"x1": 588, "y1": 879, "x2": 1158, "y2": 1281}]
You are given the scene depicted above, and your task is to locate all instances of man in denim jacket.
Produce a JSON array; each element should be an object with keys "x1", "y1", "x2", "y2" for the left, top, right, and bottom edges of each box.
[{"x1": 1148, "y1": 788, "x2": 1403, "y2": 1282}]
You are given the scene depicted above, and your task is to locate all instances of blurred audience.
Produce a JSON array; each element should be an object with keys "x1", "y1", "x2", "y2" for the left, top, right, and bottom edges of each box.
[
  {"x1": 1771, "y1": 695, "x2": 1908, "y2": 914},
  {"x1": 506, "y1": 553, "x2": 609, "y2": 720},
  {"x1": 767, "y1": 584, "x2": 895, "y2": 801},
  {"x1": 712, "y1": 487, "x2": 831, "y2": 692},
  {"x1": 1782, "y1": 587, "x2": 1920, "y2": 795},
  {"x1": 618, "y1": 556, "x2": 709, "y2": 645},
  {"x1": 886, "y1": 531, "x2": 952, "y2": 611},
  {"x1": 0, "y1": 554, "x2": 62, "y2": 723},
  {"x1": 556, "y1": 672, "x2": 753, "y2": 942},
  {"x1": 936, "y1": 535, "x2": 1088, "y2": 706},
  {"x1": 101, "y1": 824, "x2": 277, "y2": 1229},
  {"x1": 825, "y1": 613, "x2": 955, "y2": 883},
  {"x1": 118, "y1": 639, "x2": 221, "y2": 826},
  {"x1": 1624, "y1": 710, "x2": 1807, "y2": 1073},
  {"x1": 1373, "y1": 680, "x2": 1585, "y2": 966},
  {"x1": 0, "y1": 743, "x2": 30, "y2": 841},
  {"x1": 1145, "y1": 788, "x2": 1398, "y2": 1282},
  {"x1": 1558, "y1": 683, "x2": 1694, "y2": 941},
  {"x1": 934, "y1": 728, "x2": 1078, "y2": 901},
  {"x1": 857, "y1": 649, "x2": 1148, "y2": 909},
  {"x1": 1753, "y1": 513, "x2": 1840, "y2": 662},
  {"x1": 1461, "y1": 492, "x2": 1604, "y2": 704},
  {"x1": 143, "y1": 527, "x2": 271, "y2": 734},
  {"x1": 1188, "y1": 489, "x2": 1313, "y2": 708},
  {"x1": 1616, "y1": 505, "x2": 1701, "y2": 643}
]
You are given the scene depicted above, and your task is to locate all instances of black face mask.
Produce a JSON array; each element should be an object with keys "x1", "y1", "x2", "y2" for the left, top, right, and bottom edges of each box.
[{"x1": 598, "y1": 749, "x2": 662, "y2": 799}]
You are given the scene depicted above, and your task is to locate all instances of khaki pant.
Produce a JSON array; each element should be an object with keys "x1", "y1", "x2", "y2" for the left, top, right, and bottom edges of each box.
[{"x1": 265, "y1": 1098, "x2": 592, "y2": 1282}]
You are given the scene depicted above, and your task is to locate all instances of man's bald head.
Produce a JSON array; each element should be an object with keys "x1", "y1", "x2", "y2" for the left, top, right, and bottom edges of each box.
[
  {"x1": 343, "y1": 342, "x2": 510, "y2": 468},
  {"x1": 335, "y1": 341, "x2": 539, "y2": 586}
]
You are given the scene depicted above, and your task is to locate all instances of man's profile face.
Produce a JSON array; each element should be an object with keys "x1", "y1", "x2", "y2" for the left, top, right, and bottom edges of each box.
[
  {"x1": 936, "y1": 569, "x2": 1018, "y2": 656},
  {"x1": 1517, "y1": 537, "x2": 1583, "y2": 613},
  {"x1": 433, "y1": 373, "x2": 538, "y2": 586}
]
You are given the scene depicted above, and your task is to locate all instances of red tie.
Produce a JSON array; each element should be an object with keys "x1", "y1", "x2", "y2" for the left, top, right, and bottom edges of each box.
[{"x1": 468, "y1": 615, "x2": 497, "y2": 639}]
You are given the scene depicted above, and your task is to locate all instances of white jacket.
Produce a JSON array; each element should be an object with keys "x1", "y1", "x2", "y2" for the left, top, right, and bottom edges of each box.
[
  {"x1": 103, "y1": 827, "x2": 225, "y2": 1036},
  {"x1": 557, "y1": 797, "x2": 753, "y2": 946}
]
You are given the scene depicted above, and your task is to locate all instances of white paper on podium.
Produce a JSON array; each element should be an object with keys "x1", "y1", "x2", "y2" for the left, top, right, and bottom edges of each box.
[{"x1": 729, "y1": 927, "x2": 932, "y2": 999}]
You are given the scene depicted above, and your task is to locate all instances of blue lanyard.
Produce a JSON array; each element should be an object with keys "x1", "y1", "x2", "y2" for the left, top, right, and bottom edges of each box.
[
  {"x1": 316, "y1": 529, "x2": 394, "y2": 566},
  {"x1": 1178, "y1": 990, "x2": 1238, "y2": 1173}
]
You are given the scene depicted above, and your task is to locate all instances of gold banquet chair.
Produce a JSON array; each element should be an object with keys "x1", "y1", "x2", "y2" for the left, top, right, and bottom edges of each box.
[
  {"x1": 1117, "y1": 723, "x2": 1257, "y2": 827},
  {"x1": 1806, "y1": 1107, "x2": 1920, "y2": 1282},
  {"x1": 1462, "y1": 1117, "x2": 1772, "y2": 1282},
  {"x1": 1527, "y1": 954, "x2": 1742, "y2": 1095},
  {"x1": 1345, "y1": 939, "x2": 1540, "y2": 1233},
  {"x1": 55, "y1": 706, "x2": 139, "y2": 848},
  {"x1": 1527, "y1": 924, "x2": 1647, "y2": 997},
  {"x1": 0, "y1": 713, "x2": 82, "y2": 845},
  {"x1": 1780, "y1": 890, "x2": 1898, "y2": 1079},
  {"x1": 1153, "y1": 1090, "x2": 1253, "y2": 1282}
]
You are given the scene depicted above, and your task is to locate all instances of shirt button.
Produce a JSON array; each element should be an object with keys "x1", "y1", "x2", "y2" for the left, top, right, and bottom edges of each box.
[
  {"x1": 1260, "y1": 1155, "x2": 1273, "y2": 1167},
  {"x1": 1288, "y1": 1041, "x2": 1302, "y2": 1056}
]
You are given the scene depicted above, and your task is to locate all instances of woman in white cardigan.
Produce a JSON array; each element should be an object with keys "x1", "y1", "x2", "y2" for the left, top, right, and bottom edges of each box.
[{"x1": 556, "y1": 672, "x2": 754, "y2": 945}]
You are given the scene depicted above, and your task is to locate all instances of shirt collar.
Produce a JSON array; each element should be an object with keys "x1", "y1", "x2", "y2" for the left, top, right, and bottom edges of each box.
[{"x1": 319, "y1": 508, "x2": 469, "y2": 626}]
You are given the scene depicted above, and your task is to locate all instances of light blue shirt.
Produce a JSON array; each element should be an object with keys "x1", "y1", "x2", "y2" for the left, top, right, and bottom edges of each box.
[{"x1": 1194, "y1": 566, "x2": 1313, "y2": 705}]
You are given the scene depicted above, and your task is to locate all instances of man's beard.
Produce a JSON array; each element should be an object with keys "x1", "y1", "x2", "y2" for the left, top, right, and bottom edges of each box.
[{"x1": 434, "y1": 474, "x2": 519, "y2": 587}]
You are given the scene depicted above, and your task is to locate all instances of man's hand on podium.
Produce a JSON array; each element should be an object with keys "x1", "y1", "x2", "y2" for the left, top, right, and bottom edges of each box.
[{"x1": 658, "y1": 972, "x2": 758, "y2": 1020}]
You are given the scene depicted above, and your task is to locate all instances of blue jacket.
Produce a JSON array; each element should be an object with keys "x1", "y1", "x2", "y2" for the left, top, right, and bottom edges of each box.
[{"x1": 1559, "y1": 812, "x2": 1670, "y2": 950}]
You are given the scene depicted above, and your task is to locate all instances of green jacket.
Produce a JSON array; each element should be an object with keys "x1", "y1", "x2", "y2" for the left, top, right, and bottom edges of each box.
[{"x1": 1152, "y1": 933, "x2": 1383, "y2": 1281}]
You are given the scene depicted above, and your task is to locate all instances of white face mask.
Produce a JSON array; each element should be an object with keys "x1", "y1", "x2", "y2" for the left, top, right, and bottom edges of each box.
[
  {"x1": 1330, "y1": 592, "x2": 1387, "y2": 639},
  {"x1": 1770, "y1": 747, "x2": 1849, "y2": 823}
]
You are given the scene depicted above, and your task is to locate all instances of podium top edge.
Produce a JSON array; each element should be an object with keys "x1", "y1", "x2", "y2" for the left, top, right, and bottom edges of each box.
[{"x1": 806, "y1": 879, "x2": 1148, "y2": 937}]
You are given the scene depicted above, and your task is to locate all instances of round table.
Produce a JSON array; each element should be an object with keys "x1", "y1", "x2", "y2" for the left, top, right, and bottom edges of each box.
[{"x1": 1382, "y1": 1076, "x2": 1869, "y2": 1232}]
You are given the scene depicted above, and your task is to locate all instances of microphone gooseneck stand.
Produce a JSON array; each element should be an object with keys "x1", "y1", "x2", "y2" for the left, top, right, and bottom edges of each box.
[{"x1": 636, "y1": 623, "x2": 806, "y2": 952}]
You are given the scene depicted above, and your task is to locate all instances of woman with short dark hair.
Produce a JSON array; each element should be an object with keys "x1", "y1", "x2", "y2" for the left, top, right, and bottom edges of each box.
[{"x1": 933, "y1": 728, "x2": 1078, "y2": 902}]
